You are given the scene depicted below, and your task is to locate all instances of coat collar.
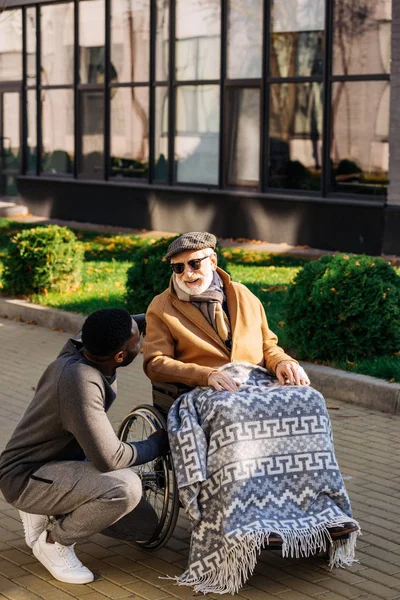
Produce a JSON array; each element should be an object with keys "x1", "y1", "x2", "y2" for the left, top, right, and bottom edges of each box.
[{"x1": 168, "y1": 268, "x2": 237, "y2": 354}]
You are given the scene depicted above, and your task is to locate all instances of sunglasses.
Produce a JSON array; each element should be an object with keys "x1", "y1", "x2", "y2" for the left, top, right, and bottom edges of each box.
[{"x1": 170, "y1": 254, "x2": 213, "y2": 274}]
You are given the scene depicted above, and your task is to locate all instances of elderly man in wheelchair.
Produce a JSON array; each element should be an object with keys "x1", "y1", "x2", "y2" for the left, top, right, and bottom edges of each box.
[{"x1": 119, "y1": 232, "x2": 360, "y2": 595}]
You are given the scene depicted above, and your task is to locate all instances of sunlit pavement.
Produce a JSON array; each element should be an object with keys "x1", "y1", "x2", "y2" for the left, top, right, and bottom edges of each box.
[{"x1": 0, "y1": 316, "x2": 400, "y2": 600}]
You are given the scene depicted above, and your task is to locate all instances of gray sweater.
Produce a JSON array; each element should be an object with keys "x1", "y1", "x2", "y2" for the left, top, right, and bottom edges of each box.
[{"x1": 0, "y1": 337, "x2": 135, "y2": 503}]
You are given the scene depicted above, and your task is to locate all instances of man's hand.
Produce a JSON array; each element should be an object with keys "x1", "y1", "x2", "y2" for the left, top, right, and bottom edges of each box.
[
  {"x1": 208, "y1": 371, "x2": 240, "y2": 392},
  {"x1": 275, "y1": 361, "x2": 310, "y2": 386}
]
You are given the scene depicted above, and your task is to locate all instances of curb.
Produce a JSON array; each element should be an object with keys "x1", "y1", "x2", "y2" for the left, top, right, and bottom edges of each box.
[
  {"x1": 0, "y1": 297, "x2": 85, "y2": 334},
  {"x1": 1, "y1": 296, "x2": 399, "y2": 415}
]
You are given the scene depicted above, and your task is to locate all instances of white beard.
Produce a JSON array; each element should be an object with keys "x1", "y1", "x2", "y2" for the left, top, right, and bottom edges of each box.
[{"x1": 175, "y1": 269, "x2": 214, "y2": 296}]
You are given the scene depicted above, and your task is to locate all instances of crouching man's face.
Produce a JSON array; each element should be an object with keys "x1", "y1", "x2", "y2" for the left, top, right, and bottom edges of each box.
[
  {"x1": 116, "y1": 320, "x2": 141, "y2": 367},
  {"x1": 171, "y1": 249, "x2": 217, "y2": 296}
]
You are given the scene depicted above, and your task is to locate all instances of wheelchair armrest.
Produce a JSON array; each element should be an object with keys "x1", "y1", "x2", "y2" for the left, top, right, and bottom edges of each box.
[
  {"x1": 152, "y1": 381, "x2": 192, "y2": 415},
  {"x1": 152, "y1": 382, "x2": 192, "y2": 396}
]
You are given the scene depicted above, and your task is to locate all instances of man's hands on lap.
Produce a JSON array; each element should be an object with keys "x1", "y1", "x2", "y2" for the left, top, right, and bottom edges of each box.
[
  {"x1": 275, "y1": 361, "x2": 310, "y2": 386},
  {"x1": 208, "y1": 371, "x2": 240, "y2": 392}
]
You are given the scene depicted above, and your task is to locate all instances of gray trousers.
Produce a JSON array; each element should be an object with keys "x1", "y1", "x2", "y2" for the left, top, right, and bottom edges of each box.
[{"x1": 13, "y1": 461, "x2": 158, "y2": 546}]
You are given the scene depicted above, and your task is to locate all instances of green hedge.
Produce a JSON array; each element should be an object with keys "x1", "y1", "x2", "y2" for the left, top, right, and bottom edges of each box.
[
  {"x1": 2, "y1": 225, "x2": 84, "y2": 296},
  {"x1": 125, "y1": 236, "x2": 229, "y2": 313},
  {"x1": 285, "y1": 253, "x2": 400, "y2": 362}
]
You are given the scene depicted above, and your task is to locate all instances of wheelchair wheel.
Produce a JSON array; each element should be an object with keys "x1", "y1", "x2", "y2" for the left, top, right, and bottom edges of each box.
[{"x1": 117, "y1": 404, "x2": 180, "y2": 550}]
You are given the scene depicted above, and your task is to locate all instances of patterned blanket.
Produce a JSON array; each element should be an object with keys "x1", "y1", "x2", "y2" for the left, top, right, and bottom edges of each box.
[{"x1": 167, "y1": 362, "x2": 360, "y2": 595}]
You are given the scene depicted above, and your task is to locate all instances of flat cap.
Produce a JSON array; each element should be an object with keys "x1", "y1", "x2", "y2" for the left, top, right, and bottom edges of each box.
[{"x1": 164, "y1": 232, "x2": 217, "y2": 261}]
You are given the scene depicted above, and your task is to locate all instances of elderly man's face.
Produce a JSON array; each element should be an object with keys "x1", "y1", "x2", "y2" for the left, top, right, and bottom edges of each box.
[{"x1": 171, "y1": 248, "x2": 217, "y2": 295}]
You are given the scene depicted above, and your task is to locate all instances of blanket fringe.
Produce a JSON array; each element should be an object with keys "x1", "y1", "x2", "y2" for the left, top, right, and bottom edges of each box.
[{"x1": 169, "y1": 520, "x2": 360, "y2": 595}]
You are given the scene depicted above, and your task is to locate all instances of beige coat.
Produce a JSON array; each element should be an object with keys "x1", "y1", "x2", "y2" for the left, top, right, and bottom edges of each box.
[{"x1": 143, "y1": 268, "x2": 296, "y2": 387}]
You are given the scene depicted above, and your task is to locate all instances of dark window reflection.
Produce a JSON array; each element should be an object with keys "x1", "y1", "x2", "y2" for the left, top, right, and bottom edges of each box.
[
  {"x1": 41, "y1": 89, "x2": 74, "y2": 174},
  {"x1": 154, "y1": 86, "x2": 168, "y2": 180},
  {"x1": 111, "y1": 87, "x2": 149, "y2": 179},
  {"x1": 331, "y1": 81, "x2": 389, "y2": 196},
  {"x1": 80, "y1": 91, "x2": 104, "y2": 178},
  {"x1": 80, "y1": 0, "x2": 105, "y2": 84},
  {"x1": 271, "y1": 0, "x2": 325, "y2": 77},
  {"x1": 268, "y1": 82, "x2": 323, "y2": 191},
  {"x1": 333, "y1": 0, "x2": 391, "y2": 76},
  {"x1": 226, "y1": 88, "x2": 260, "y2": 187}
]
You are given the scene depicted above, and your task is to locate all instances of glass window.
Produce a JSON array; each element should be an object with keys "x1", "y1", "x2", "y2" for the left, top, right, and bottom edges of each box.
[
  {"x1": 79, "y1": 90, "x2": 104, "y2": 178},
  {"x1": 111, "y1": 0, "x2": 150, "y2": 84},
  {"x1": 41, "y1": 4, "x2": 74, "y2": 86},
  {"x1": 271, "y1": 0, "x2": 325, "y2": 78},
  {"x1": 333, "y1": 0, "x2": 391, "y2": 76},
  {"x1": 80, "y1": 0, "x2": 105, "y2": 84},
  {"x1": 331, "y1": 81, "x2": 389, "y2": 195},
  {"x1": 2, "y1": 92, "x2": 20, "y2": 172},
  {"x1": 26, "y1": 7, "x2": 37, "y2": 86},
  {"x1": 269, "y1": 82, "x2": 323, "y2": 191},
  {"x1": 175, "y1": 0, "x2": 220, "y2": 81},
  {"x1": 41, "y1": 89, "x2": 74, "y2": 174},
  {"x1": 27, "y1": 89, "x2": 37, "y2": 173},
  {"x1": 175, "y1": 85, "x2": 219, "y2": 185},
  {"x1": 111, "y1": 86, "x2": 149, "y2": 179},
  {"x1": 227, "y1": 0, "x2": 263, "y2": 79},
  {"x1": 0, "y1": 9, "x2": 22, "y2": 81},
  {"x1": 154, "y1": 86, "x2": 168, "y2": 180},
  {"x1": 156, "y1": 0, "x2": 169, "y2": 81},
  {"x1": 225, "y1": 88, "x2": 260, "y2": 187}
]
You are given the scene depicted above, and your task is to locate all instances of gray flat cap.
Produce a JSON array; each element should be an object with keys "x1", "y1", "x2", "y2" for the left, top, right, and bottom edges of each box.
[{"x1": 164, "y1": 232, "x2": 217, "y2": 261}]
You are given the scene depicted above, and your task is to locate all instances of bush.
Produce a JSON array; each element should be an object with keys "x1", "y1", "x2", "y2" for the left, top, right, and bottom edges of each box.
[
  {"x1": 285, "y1": 253, "x2": 400, "y2": 362},
  {"x1": 2, "y1": 225, "x2": 84, "y2": 296},
  {"x1": 125, "y1": 236, "x2": 230, "y2": 313}
]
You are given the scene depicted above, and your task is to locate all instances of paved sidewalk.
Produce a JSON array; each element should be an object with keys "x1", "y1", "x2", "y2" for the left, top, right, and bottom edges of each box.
[{"x1": 1, "y1": 318, "x2": 400, "y2": 600}]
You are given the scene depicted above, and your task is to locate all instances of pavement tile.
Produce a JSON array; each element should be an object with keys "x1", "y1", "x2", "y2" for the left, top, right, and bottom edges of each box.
[
  {"x1": 136, "y1": 558, "x2": 184, "y2": 577},
  {"x1": 237, "y1": 590, "x2": 276, "y2": 600},
  {"x1": 313, "y1": 578, "x2": 364, "y2": 598},
  {"x1": 78, "y1": 544, "x2": 119, "y2": 560},
  {"x1": 87, "y1": 579, "x2": 134, "y2": 598},
  {"x1": 11, "y1": 573, "x2": 75, "y2": 598},
  {"x1": 0, "y1": 562, "x2": 27, "y2": 580},
  {"x1": 103, "y1": 556, "x2": 147, "y2": 575},
  {"x1": 76, "y1": 594, "x2": 112, "y2": 600},
  {"x1": 355, "y1": 570, "x2": 400, "y2": 591},
  {"x1": 356, "y1": 555, "x2": 400, "y2": 576},
  {"x1": 353, "y1": 580, "x2": 400, "y2": 599},
  {"x1": 0, "y1": 588, "x2": 44, "y2": 600},
  {"x1": 92, "y1": 565, "x2": 137, "y2": 586},
  {"x1": 123, "y1": 578, "x2": 172, "y2": 599}
]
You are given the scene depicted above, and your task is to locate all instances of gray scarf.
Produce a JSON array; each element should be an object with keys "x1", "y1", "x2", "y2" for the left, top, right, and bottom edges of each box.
[{"x1": 173, "y1": 271, "x2": 231, "y2": 345}]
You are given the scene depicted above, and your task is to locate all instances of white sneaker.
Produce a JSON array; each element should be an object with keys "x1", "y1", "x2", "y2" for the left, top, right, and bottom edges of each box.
[
  {"x1": 19, "y1": 510, "x2": 48, "y2": 549},
  {"x1": 33, "y1": 530, "x2": 94, "y2": 584}
]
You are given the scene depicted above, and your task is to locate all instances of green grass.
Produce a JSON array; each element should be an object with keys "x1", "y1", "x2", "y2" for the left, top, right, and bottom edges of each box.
[{"x1": 1, "y1": 219, "x2": 399, "y2": 382}]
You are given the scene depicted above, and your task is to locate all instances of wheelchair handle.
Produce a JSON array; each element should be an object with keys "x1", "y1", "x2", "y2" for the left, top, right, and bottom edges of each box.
[{"x1": 132, "y1": 313, "x2": 146, "y2": 335}]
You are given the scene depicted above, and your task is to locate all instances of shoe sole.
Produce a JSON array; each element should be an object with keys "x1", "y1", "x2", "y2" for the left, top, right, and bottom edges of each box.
[{"x1": 32, "y1": 545, "x2": 94, "y2": 584}]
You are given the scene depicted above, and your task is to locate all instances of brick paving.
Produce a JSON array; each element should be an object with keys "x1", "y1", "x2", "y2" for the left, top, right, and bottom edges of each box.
[{"x1": 0, "y1": 317, "x2": 400, "y2": 600}]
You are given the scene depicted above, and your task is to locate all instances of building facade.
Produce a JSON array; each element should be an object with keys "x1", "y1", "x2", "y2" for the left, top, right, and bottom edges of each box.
[{"x1": 0, "y1": 0, "x2": 398, "y2": 254}]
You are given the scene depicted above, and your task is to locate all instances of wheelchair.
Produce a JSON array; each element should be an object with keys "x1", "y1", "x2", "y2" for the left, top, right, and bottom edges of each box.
[{"x1": 117, "y1": 314, "x2": 358, "y2": 552}]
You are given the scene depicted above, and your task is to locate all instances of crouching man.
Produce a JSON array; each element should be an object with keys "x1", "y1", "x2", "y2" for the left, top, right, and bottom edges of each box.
[{"x1": 0, "y1": 308, "x2": 168, "y2": 585}]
